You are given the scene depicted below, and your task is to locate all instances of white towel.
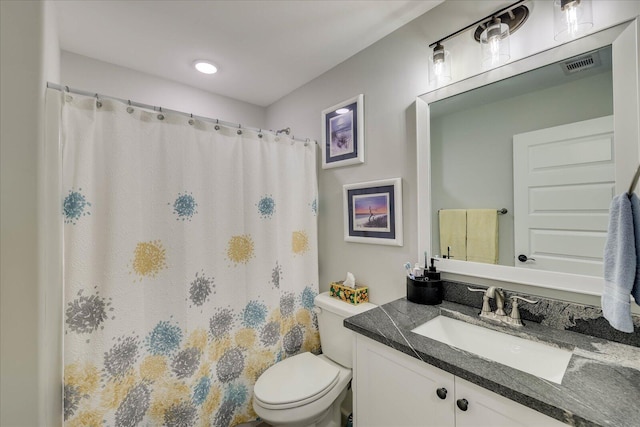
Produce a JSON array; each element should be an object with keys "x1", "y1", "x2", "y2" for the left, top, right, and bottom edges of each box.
[{"x1": 602, "y1": 194, "x2": 637, "y2": 333}]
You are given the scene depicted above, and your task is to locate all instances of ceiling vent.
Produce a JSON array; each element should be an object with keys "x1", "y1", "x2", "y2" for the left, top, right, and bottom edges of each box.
[{"x1": 561, "y1": 51, "x2": 601, "y2": 75}]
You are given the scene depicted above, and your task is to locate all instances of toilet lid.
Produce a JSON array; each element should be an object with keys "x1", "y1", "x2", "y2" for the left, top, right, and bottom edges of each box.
[{"x1": 254, "y1": 352, "x2": 340, "y2": 408}]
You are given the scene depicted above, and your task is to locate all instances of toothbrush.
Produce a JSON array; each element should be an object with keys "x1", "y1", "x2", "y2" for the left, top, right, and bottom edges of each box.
[
  {"x1": 404, "y1": 262, "x2": 412, "y2": 277},
  {"x1": 424, "y1": 251, "x2": 428, "y2": 269}
]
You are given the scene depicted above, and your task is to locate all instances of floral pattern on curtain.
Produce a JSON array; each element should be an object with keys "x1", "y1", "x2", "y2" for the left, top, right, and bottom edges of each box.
[{"x1": 61, "y1": 94, "x2": 319, "y2": 427}]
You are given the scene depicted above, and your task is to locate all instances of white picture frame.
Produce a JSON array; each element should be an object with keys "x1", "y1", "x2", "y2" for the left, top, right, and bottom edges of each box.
[
  {"x1": 321, "y1": 94, "x2": 364, "y2": 169},
  {"x1": 343, "y1": 178, "x2": 403, "y2": 246}
]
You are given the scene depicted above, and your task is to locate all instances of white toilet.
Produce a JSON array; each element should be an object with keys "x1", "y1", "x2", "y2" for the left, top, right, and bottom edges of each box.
[{"x1": 253, "y1": 292, "x2": 376, "y2": 427}]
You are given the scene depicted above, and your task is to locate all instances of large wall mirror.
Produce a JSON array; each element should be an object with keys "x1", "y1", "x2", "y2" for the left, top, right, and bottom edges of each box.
[{"x1": 417, "y1": 19, "x2": 639, "y2": 296}]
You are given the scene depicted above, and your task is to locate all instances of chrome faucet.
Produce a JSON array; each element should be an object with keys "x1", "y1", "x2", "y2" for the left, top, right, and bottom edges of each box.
[{"x1": 468, "y1": 287, "x2": 538, "y2": 327}]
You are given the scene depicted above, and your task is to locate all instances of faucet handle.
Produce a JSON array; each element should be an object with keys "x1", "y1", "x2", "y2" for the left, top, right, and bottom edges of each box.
[
  {"x1": 508, "y1": 296, "x2": 538, "y2": 326},
  {"x1": 511, "y1": 295, "x2": 538, "y2": 304},
  {"x1": 467, "y1": 287, "x2": 491, "y2": 315}
]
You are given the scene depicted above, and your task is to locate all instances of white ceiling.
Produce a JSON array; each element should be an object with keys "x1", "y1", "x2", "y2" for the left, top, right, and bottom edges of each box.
[{"x1": 54, "y1": 0, "x2": 443, "y2": 107}]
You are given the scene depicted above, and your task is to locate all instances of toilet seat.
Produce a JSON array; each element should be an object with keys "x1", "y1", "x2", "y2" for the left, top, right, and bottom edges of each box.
[{"x1": 253, "y1": 352, "x2": 340, "y2": 410}]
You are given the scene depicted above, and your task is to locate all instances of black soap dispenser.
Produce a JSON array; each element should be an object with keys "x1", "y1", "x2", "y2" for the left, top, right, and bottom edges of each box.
[
  {"x1": 407, "y1": 258, "x2": 443, "y2": 305},
  {"x1": 426, "y1": 258, "x2": 441, "y2": 281}
]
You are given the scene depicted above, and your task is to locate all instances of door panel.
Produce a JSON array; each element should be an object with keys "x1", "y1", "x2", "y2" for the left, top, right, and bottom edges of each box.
[
  {"x1": 513, "y1": 116, "x2": 614, "y2": 276},
  {"x1": 455, "y1": 377, "x2": 568, "y2": 427},
  {"x1": 354, "y1": 335, "x2": 455, "y2": 427}
]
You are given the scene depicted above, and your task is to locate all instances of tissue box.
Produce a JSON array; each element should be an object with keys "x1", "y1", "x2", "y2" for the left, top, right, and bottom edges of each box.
[{"x1": 329, "y1": 282, "x2": 369, "y2": 305}]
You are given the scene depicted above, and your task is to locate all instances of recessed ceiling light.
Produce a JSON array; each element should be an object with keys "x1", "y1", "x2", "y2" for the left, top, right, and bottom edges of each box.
[
  {"x1": 194, "y1": 60, "x2": 218, "y2": 74},
  {"x1": 336, "y1": 108, "x2": 350, "y2": 114}
]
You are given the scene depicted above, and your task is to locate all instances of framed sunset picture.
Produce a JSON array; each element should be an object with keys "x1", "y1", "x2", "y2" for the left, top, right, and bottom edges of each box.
[{"x1": 343, "y1": 178, "x2": 403, "y2": 246}]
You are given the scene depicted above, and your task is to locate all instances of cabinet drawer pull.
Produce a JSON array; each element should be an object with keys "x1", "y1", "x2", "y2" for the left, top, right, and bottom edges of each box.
[
  {"x1": 436, "y1": 387, "x2": 447, "y2": 399},
  {"x1": 456, "y1": 398, "x2": 469, "y2": 411}
]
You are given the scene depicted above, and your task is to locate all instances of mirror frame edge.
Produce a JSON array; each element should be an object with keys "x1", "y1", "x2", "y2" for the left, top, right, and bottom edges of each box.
[{"x1": 416, "y1": 18, "x2": 640, "y2": 297}]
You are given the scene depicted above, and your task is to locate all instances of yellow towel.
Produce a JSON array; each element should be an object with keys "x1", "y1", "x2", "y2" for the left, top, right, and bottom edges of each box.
[
  {"x1": 466, "y1": 209, "x2": 499, "y2": 264},
  {"x1": 439, "y1": 209, "x2": 467, "y2": 261}
]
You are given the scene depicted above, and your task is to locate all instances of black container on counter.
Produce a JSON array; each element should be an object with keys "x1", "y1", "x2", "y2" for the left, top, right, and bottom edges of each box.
[
  {"x1": 406, "y1": 277, "x2": 443, "y2": 305},
  {"x1": 406, "y1": 258, "x2": 443, "y2": 305}
]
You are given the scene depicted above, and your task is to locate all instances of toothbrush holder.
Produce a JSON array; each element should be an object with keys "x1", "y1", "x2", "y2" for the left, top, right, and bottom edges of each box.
[{"x1": 406, "y1": 277, "x2": 442, "y2": 305}]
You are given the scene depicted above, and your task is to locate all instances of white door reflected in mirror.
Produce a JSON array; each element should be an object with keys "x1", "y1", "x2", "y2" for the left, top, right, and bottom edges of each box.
[{"x1": 513, "y1": 115, "x2": 614, "y2": 276}]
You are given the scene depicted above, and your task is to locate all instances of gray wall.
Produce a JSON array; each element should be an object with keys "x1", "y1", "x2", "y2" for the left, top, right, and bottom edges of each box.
[
  {"x1": 1, "y1": 1, "x2": 61, "y2": 425},
  {"x1": 266, "y1": 16, "x2": 428, "y2": 304}
]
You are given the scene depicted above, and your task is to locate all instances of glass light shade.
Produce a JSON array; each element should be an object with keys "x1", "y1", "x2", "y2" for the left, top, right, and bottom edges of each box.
[
  {"x1": 553, "y1": 0, "x2": 593, "y2": 42},
  {"x1": 480, "y1": 19, "x2": 510, "y2": 68},
  {"x1": 428, "y1": 44, "x2": 452, "y2": 85}
]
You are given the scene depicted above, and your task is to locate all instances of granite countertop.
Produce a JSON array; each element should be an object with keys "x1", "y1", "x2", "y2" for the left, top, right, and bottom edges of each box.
[{"x1": 344, "y1": 298, "x2": 640, "y2": 427}]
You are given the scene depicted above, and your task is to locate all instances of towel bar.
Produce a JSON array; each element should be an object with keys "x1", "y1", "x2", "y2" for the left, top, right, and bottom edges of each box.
[
  {"x1": 438, "y1": 208, "x2": 508, "y2": 214},
  {"x1": 627, "y1": 165, "x2": 640, "y2": 196}
]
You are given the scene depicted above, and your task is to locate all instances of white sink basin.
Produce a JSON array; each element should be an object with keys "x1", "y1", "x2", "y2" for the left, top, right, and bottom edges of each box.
[{"x1": 411, "y1": 316, "x2": 572, "y2": 384}]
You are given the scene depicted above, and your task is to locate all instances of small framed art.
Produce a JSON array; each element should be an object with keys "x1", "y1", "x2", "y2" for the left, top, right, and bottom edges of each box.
[
  {"x1": 321, "y1": 94, "x2": 364, "y2": 169},
  {"x1": 343, "y1": 178, "x2": 403, "y2": 246}
]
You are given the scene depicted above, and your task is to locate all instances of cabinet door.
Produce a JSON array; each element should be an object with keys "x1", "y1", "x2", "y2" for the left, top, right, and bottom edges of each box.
[
  {"x1": 454, "y1": 376, "x2": 568, "y2": 427},
  {"x1": 354, "y1": 335, "x2": 455, "y2": 427}
]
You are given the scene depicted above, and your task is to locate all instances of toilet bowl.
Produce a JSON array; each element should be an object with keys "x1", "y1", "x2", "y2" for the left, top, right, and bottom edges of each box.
[{"x1": 252, "y1": 292, "x2": 375, "y2": 427}]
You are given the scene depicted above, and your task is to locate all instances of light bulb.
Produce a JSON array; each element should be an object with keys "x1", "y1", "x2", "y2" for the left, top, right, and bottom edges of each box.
[
  {"x1": 433, "y1": 61, "x2": 443, "y2": 77},
  {"x1": 564, "y1": 3, "x2": 579, "y2": 37},
  {"x1": 489, "y1": 36, "x2": 501, "y2": 64},
  {"x1": 480, "y1": 18, "x2": 510, "y2": 68},
  {"x1": 554, "y1": 0, "x2": 593, "y2": 42},
  {"x1": 433, "y1": 44, "x2": 445, "y2": 76}
]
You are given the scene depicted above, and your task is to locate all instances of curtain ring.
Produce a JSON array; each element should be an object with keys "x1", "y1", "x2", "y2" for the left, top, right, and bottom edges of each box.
[
  {"x1": 258, "y1": 129, "x2": 263, "y2": 138},
  {"x1": 64, "y1": 86, "x2": 73, "y2": 102},
  {"x1": 188, "y1": 113, "x2": 195, "y2": 125},
  {"x1": 157, "y1": 107, "x2": 164, "y2": 121},
  {"x1": 237, "y1": 124, "x2": 243, "y2": 135},
  {"x1": 126, "y1": 100, "x2": 134, "y2": 114},
  {"x1": 95, "y1": 93, "x2": 102, "y2": 108}
]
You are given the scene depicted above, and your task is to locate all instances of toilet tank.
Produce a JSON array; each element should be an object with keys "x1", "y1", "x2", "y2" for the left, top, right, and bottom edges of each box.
[{"x1": 314, "y1": 292, "x2": 376, "y2": 368}]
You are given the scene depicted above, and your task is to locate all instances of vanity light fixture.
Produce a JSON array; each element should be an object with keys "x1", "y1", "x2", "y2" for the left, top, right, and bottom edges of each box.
[
  {"x1": 473, "y1": 4, "x2": 529, "y2": 68},
  {"x1": 335, "y1": 108, "x2": 350, "y2": 114},
  {"x1": 194, "y1": 60, "x2": 218, "y2": 74},
  {"x1": 479, "y1": 17, "x2": 510, "y2": 67},
  {"x1": 427, "y1": 0, "x2": 529, "y2": 83},
  {"x1": 428, "y1": 42, "x2": 452, "y2": 85},
  {"x1": 553, "y1": 0, "x2": 593, "y2": 42}
]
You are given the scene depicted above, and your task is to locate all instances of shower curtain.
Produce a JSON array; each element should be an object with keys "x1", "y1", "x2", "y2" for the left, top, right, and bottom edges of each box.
[{"x1": 61, "y1": 93, "x2": 319, "y2": 426}]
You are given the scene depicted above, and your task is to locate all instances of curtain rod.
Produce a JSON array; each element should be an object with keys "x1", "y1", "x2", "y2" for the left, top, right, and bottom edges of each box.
[{"x1": 46, "y1": 82, "x2": 317, "y2": 145}]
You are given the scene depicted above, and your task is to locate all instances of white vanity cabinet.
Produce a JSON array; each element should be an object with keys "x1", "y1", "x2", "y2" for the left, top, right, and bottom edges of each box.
[
  {"x1": 353, "y1": 335, "x2": 568, "y2": 427},
  {"x1": 354, "y1": 334, "x2": 455, "y2": 427}
]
